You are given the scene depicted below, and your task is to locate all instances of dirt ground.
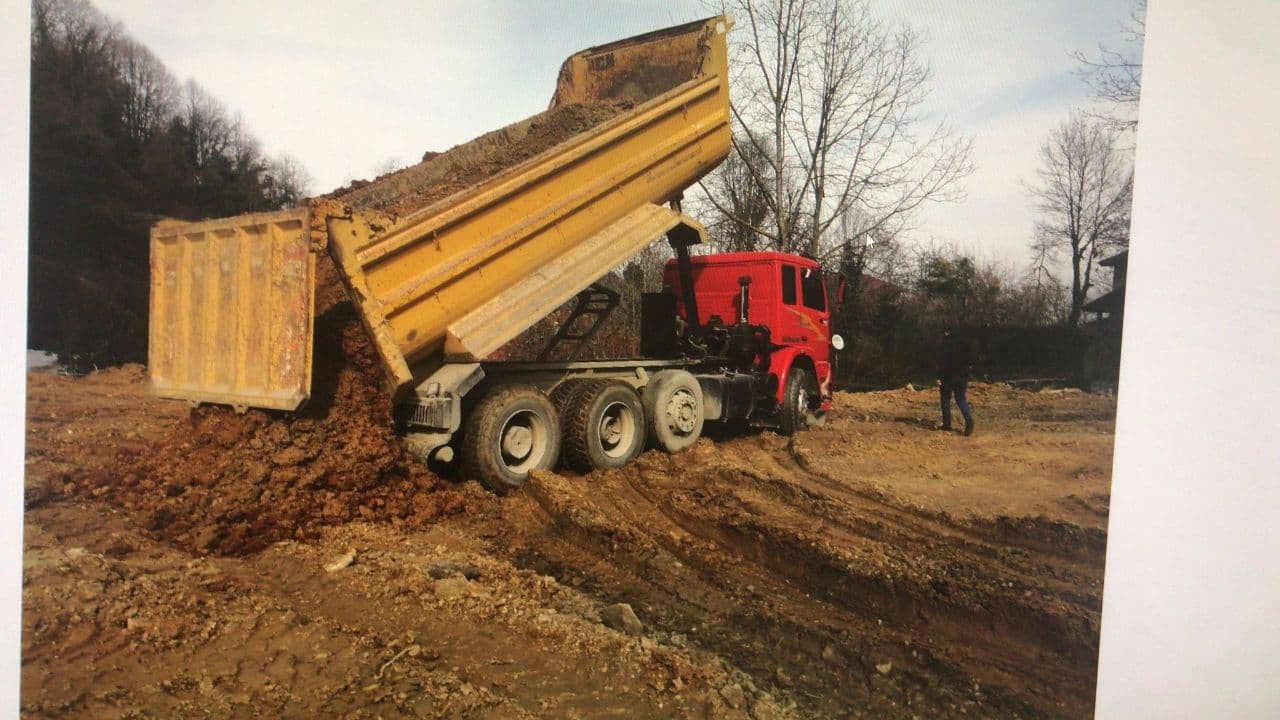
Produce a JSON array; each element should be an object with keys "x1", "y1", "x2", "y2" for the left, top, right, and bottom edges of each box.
[{"x1": 22, "y1": 369, "x2": 1113, "y2": 719}]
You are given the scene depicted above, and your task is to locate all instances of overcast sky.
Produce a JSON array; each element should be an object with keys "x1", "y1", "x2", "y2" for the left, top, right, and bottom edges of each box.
[{"x1": 91, "y1": 0, "x2": 1143, "y2": 270}]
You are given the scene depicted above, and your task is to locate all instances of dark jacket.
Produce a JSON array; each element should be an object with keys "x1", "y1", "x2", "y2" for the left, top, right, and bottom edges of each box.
[{"x1": 936, "y1": 333, "x2": 973, "y2": 382}]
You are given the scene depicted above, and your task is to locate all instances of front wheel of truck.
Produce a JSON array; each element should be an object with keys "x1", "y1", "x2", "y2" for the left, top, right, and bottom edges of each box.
[
  {"x1": 779, "y1": 366, "x2": 819, "y2": 436},
  {"x1": 461, "y1": 385, "x2": 561, "y2": 493}
]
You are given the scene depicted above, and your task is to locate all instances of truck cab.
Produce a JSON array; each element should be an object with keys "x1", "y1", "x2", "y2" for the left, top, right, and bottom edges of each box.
[{"x1": 660, "y1": 251, "x2": 837, "y2": 426}]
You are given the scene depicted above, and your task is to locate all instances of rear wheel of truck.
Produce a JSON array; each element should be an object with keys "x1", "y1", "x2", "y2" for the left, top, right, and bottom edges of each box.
[
  {"x1": 642, "y1": 370, "x2": 704, "y2": 453},
  {"x1": 461, "y1": 385, "x2": 561, "y2": 493},
  {"x1": 779, "y1": 366, "x2": 818, "y2": 436},
  {"x1": 550, "y1": 380, "x2": 590, "y2": 414},
  {"x1": 562, "y1": 380, "x2": 646, "y2": 472}
]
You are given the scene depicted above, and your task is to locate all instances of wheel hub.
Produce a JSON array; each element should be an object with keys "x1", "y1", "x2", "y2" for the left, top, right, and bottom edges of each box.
[
  {"x1": 600, "y1": 416, "x2": 623, "y2": 444},
  {"x1": 501, "y1": 424, "x2": 533, "y2": 459},
  {"x1": 665, "y1": 390, "x2": 698, "y2": 434}
]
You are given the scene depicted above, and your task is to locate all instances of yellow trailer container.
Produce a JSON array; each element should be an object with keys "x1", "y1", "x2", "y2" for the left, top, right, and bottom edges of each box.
[{"x1": 148, "y1": 16, "x2": 731, "y2": 412}]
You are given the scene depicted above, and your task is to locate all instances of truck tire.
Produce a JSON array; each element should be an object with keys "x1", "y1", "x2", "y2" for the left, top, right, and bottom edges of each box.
[
  {"x1": 550, "y1": 380, "x2": 590, "y2": 413},
  {"x1": 460, "y1": 384, "x2": 561, "y2": 493},
  {"x1": 642, "y1": 370, "x2": 704, "y2": 453},
  {"x1": 562, "y1": 380, "x2": 646, "y2": 472},
  {"x1": 779, "y1": 366, "x2": 817, "y2": 436}
]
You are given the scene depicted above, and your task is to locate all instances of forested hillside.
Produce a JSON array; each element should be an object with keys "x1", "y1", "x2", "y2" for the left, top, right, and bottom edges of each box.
[{"x1": 29, "y1": 0, "x2": 309, "y2": 370}]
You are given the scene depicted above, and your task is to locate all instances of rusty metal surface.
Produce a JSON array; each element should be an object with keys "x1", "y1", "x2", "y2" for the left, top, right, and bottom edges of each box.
[
  {"x1": 148, "y1": 208, "x2": 314, "y2": 411},
  {"x1": 326, "y1": 16, "x2": 731, "y2": 398}
]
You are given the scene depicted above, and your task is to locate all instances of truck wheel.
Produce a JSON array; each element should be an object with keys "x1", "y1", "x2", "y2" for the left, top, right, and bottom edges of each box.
[
  {"x1": 550, "y1": 380, "x2": 590, "y2": 413},
  {"x1": 642, "y1": 370, "x2": 704, "y2": 453},
  {"x1": 562, "y1": 380, "x2": 646, "y2": 472},
  {"x1": 461, "y1": 385, "x2": 561, "y2": 493},
  {"x1": 779, "y1": 366, "x2": 817, "y2": 436}
]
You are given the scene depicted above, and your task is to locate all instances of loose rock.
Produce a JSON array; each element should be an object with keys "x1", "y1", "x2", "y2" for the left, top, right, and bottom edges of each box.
[
  {"x1": 821, "y1": 644, "x2": 839, "y2": 664},
  {"x1": 425, "y1": 560, "x2": 481, "y2": 580},
  {"x1": 600, "y1": 603, "x2": 644, "y2": 636},
  {"x1": 718, "y1": 683, "x2": 747, "y2": 709},
  {"x1": 324, "y1": 549, "x2": 357, "y2": 572}
]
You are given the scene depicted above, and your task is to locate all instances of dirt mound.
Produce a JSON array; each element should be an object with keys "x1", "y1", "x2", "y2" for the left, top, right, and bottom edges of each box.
[
  {"x1": 328, "y1": 101, "x2": 631, "y2": 218},
  {"x1": 77, "y1": 259, "x2": 473, "y2": 556}
]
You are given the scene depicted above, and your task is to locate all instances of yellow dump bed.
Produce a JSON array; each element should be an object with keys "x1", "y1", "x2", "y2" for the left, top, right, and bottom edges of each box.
[{"x1": 149, "y1": 16, "x2": 731, "y2": 410}]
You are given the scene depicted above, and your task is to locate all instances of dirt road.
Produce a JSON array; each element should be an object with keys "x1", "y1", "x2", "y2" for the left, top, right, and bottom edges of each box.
[{"x1": 23, "y1": 369, "x2": 1113, "y2": 718}]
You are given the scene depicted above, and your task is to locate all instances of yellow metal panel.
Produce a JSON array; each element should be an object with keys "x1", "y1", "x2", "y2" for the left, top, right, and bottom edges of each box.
[
  {"x1": 325, "y1": 16, "x2": 732, "y2": 398},
  {"x1": 444, "y1": 204, "x2": 692, "y2": 360},
  {"x1": 551, "y1": 16, "x2": 732, "y2": 107},
  {"x1": 149, "y1": 208, "x2": 314, "y2": 411}
]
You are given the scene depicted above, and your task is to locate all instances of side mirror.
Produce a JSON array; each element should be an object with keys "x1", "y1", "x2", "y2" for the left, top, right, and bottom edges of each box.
[{"x1": 835, "y1": 275, "x2": 849, "y2": 312}]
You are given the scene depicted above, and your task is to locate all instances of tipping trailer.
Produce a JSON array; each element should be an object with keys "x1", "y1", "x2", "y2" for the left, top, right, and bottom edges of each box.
[{"x1": 148, "y1": 16, "x2": 843, "y2": 491}]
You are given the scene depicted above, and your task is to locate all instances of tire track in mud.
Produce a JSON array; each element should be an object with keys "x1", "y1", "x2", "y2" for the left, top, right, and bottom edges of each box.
[
  {"x1": 777, "y1": 432, "x2": 1107, "y2": 569},
  {"x1": 502, "y1": 449, "x2": 1088, "y2": 718},
  {"x1": 624, "y1": 457, "x2": 1100, "y2": 716},
  {"x1": 704, "y1": 432, "x2": 1105, "y2": 605},
  {"x1": 512, "y1": 471, "x2": 989, "y2": 718}
]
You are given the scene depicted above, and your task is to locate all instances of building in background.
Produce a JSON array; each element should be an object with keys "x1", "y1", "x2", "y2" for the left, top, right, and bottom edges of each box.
[{"x1": 1082, "y1": 250, "x2": 1128, "y2": 391}]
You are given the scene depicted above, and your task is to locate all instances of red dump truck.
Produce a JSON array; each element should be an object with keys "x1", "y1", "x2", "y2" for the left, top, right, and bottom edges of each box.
[{"x1": 148, "y1": 16, "x2": 844, "y2": 491}]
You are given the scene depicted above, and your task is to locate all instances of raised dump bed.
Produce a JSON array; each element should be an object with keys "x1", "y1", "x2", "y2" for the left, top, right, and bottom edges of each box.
[{"x1": 149, "y1": 16, "x2": 731, "y2": 411}]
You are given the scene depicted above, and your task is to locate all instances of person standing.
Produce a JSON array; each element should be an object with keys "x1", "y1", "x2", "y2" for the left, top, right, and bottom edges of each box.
[{"x1": 936, "y1": 328, "x2": 975, "y2": 436}]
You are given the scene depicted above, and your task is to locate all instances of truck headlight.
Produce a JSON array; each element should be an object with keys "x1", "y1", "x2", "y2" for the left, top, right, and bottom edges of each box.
[{"x1": 831, "y1": 334, "x2": 845, "y2": 351}]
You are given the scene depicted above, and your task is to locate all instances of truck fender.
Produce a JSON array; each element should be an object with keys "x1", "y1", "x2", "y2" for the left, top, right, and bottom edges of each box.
[{"x1": 768, "y1": 348, "x2": 815, "y2": 405}]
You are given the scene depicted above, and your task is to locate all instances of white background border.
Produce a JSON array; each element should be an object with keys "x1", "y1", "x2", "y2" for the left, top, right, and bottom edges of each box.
[
  {"x1": 4, "y1": 1, "x2": 1280, "y2": 717},
  {"x1": 1095, "y1": 1, "x2": 1280, "y2": 717}
]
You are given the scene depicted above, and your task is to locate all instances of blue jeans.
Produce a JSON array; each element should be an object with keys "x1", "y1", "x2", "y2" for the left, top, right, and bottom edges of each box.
[{"x1": 940, "y1": 379, "x2": 972, "y2": 429}]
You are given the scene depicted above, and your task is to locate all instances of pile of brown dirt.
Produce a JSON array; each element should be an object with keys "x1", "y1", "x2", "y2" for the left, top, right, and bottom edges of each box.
[
  {"x1": 77, "y1": 260, "x2": 473, "y2": 556},
  {"x1": 328, "y1": 101, "x2": 631, "y2": 218}
]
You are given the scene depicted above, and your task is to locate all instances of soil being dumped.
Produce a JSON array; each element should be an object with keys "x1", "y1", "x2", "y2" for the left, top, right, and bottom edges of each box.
[
  {"x1": 328, "y1": 101, "x2": 631, "y2": 218},
  {"x1": 75, "y1": 260, "x2": 469, "y2": 557},
  {"x1": 60, "y1": 98, "x2": 635, "y2": 557}
]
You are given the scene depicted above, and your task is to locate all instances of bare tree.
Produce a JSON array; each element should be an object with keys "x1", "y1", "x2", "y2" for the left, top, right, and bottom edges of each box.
[
  {"x1": 703, "y1": 0, "x2": 811, "y2": 252},
  {"x1": 115, "y1": 37, "x2": 175, "y2": 144},
  {"x1": 1073, "y1": 0, "x2": 1145, "y2": 131},
  {"x1": 701, "y1": 0, "x2": 972, "y2": 259},
  {"x1": 179, "y1": 79, "x2": 232, "y2": 169},
  {"x1": 1029, "y1": 114, "x2": 1133, "y2": 327},
  {"x1": 263, "y1": 152, "x2": 312, "y2": 208},
  {"x1": 373, "y1": 156, "x2": 402, "y2": 177},
  {"x1": 701, "y1": 130, "x2": 776, "y2": 251}
]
